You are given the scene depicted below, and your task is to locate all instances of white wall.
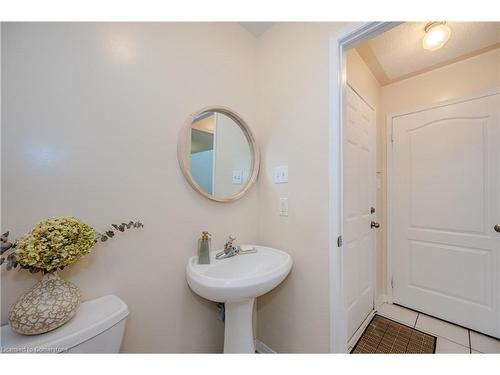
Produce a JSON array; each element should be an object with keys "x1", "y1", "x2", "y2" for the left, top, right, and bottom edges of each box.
[
  {"x1": 377, "y1": 48, "x2": 500, "y2": 296},
  {"x1": 255, "y1": 22, "x2": 346, "y2": 353},
  {"x1": 381, "y1": 48, "x2": 500, "y2": 115},
  {"x1": 346, "y1": 49, "x2": 380, "y2": 109},
  {"x1": 1, "y1": 22, "x2": 259, "y2": 353}
]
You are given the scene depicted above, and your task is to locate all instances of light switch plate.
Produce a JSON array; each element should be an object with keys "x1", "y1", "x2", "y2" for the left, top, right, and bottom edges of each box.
[
  {"x1": 279, "y1": 197, "x2": 289, "y2": 216},
  {"x1": 274, "y1": 165, "x2": 288, "y2": 184}
]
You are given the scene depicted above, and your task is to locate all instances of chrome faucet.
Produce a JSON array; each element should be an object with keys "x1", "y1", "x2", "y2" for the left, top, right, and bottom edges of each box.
[
  {"x1": 215, "y1": 235, "x2": 257, "y2": 260},
  {"x1": 216, "y1": 236, "x2": 238, "y2": 259}
]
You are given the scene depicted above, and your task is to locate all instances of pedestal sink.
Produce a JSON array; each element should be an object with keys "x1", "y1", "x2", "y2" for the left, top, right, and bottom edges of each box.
[{"x1": 186, "y1": 245, "x2": 292, "y2": 353}]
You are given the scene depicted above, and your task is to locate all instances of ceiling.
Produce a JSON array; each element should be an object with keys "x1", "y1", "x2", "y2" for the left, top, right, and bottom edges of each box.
[
  {"x1": 239, "y1": 22, "x2": 274, "y2": 37},
  {"x1": 356, "y1": 22, "x2": 500, "y2": 85}
]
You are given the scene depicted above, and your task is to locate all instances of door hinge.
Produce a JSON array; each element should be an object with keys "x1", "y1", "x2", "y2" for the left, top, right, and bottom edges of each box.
[
  {"x1": 337, "y1": 235, "x2": 343, "y2": 248},
  {"x1": 391, "y1": 278, "x2": 394, "y2": 289}
]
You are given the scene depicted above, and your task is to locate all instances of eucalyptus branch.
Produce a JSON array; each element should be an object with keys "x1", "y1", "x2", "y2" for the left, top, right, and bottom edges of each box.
[{"x1": 93, "y1": 220, "x2": 144, "y2": 242}]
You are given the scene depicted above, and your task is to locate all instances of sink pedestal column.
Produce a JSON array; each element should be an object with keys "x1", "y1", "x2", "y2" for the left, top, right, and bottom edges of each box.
[{"x1": 223, "y1": 298, "x2": 255, "y2": 353}]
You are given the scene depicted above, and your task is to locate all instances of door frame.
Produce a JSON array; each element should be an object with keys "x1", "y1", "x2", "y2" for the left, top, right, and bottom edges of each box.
[
  {"x1": 329, "y1": 21, "x2": 400, "y2": 353},
  {"x1": 386, "y1": 87, "x2": 500, "y2": 305}
]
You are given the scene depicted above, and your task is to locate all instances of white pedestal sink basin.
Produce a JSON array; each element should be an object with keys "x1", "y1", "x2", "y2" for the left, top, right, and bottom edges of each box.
[{"x1": 186, "y1": 245, "x2": 292, "y2": 353}]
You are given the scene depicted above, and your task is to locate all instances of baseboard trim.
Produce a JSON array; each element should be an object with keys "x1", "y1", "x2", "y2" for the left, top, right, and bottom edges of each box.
[
  {"x1": 375, "y1": 294, "x2": 388, "y2": 310},
  {"x1": 254, "y1": 339, "x2": 276, "y2": 353},
  {"x1": 347, "y1": 310, "x2": 376, "y2": 352}
]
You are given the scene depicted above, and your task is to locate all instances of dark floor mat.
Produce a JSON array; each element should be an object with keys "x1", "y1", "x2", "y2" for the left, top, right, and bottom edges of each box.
[{"x1": 351, "y1": 315, "x2": 436, "y2": 354}]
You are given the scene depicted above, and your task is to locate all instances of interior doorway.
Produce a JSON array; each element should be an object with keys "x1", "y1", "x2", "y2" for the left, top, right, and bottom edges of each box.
[{"x1": 334, "y1": 21, "x2": 500, "y2": 353}]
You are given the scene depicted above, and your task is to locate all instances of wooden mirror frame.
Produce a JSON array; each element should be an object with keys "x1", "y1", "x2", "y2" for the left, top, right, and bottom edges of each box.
[{"x1": 177, "y1": 106, "x2": 260, "y2": 203}]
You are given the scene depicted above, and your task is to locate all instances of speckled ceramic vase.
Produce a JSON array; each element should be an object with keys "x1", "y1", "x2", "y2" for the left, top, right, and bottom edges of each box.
[{"x1": 8, "y1": 272, "x2": 82, "y2": 335}]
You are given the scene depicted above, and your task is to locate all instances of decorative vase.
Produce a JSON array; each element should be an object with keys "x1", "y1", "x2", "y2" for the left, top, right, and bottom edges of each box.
[{"x1": 8, "y1": 272, "x2": 82, "y2": 335}]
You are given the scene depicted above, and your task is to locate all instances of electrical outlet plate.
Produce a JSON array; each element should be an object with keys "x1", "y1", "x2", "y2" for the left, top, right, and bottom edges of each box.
[
  {"x1": 279, "y1": 197, "x2": 288, "y2": 216},
  {"x1": 232, "y1": 169, "x2": 243, "y2": 184}
]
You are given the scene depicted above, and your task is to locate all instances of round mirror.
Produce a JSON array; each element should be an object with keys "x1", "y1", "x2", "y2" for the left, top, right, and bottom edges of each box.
[{"x1": 177, "y1": 107, "x2": 259, "y2": 202}]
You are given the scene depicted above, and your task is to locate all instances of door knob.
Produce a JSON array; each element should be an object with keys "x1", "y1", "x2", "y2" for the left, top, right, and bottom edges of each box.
[
  {"x1": 494, "y1": 224, "x2": 500, "y2": 233},
  {"x1": 371, "y1": 221, "x2": 380, "y2": 229}
]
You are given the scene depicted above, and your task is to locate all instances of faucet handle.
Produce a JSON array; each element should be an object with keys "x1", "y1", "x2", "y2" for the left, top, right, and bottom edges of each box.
[{"x1": 224, "y1": 235, "x2": 236, "y2": 249}]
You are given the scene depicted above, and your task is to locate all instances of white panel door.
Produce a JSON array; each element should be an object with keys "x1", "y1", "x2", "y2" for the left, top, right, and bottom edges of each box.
[
  {"x1": 344, "y1": 85, "x2": 377, "y2": 340},
  {"x1": 391, "y1": 92, "x2": 500, "y2": 338}
]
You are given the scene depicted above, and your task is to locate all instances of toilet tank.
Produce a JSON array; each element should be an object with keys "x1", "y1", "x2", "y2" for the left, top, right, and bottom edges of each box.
[{"x1": 1, "y1": 295, "x2": 129, "y2": 353}]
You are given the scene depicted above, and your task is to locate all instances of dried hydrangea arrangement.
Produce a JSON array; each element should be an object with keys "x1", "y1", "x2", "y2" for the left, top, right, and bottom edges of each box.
[
  {"x1": 2, "y1": 216, "x2": 143, "y2": 335},
  {"x1": 0, "y1": 216, "x2": 144, "y2": 274}
]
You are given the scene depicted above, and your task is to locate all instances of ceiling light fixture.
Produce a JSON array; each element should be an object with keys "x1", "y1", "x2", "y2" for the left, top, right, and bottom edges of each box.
[{"x1": 422, "y1": 22, "x2": 451, "y2": 51}]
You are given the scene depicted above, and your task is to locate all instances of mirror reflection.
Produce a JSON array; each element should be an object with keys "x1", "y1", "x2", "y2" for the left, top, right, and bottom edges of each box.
[{"x1": 188, "y1": 111, "x2": 252, "y2": 199}]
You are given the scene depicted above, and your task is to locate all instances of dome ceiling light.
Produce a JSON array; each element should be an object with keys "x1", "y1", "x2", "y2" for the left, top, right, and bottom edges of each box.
[{"x1": 422, "y1": 21, "x2": 452, "y2": 51}]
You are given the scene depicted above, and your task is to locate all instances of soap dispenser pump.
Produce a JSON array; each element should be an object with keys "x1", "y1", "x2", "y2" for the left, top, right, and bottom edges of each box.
[{"x1": 198, "y1": 231, "x2": 211, "y2": 264}]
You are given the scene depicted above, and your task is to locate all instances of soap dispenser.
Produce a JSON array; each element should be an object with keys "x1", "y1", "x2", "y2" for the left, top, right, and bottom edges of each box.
[{"x1": 198, "y1": 231, "x2": 211, "y2": 264}]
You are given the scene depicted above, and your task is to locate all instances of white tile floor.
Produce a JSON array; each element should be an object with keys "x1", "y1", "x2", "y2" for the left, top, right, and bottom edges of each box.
[{"x1": 376, "y1": 303, "x2": 500, "y2": 354}]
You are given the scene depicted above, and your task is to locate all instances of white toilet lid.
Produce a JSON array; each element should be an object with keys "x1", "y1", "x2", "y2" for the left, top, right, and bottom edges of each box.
[{"x1": 1, "y1": 294, "x2": 128, "y2": 353}]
